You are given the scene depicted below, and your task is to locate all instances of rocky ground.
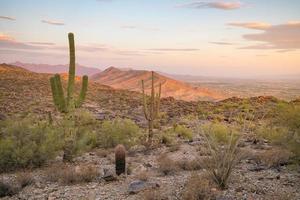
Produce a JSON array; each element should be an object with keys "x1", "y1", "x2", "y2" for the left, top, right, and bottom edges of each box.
[{"x1": 1, "y1": 133, "x2": 299, "y2": 200}]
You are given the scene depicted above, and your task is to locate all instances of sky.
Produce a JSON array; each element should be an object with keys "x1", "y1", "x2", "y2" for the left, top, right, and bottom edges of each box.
[{"x1": 0, "y1": 0, "x2": 299, "y2": 78}]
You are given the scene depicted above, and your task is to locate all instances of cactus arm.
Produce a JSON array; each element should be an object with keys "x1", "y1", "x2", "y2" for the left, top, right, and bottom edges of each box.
[
  {"x1": 141, "y1": 80, "x2": 150, "y2": 120},
  {"x1": 75, "y1": 75, "x2": 88, "y2": 108},
  {"x1": 67, "y1": 33, "x2": 76, "y2": 108},
  {"x1": 54, "y1": 74, "x2": 67, "y2": 112},
  {"x1": 150, "y1": 71, "x2": 155, "y2": 120},
  {"x1": 154, "y1": 82, "x2": 161, "y2": 118},
  {"x1": 50, "y1": 77, "x2": 60, "y2": 108}
]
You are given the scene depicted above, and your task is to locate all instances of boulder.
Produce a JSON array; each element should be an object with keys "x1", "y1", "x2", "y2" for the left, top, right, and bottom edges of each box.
[{"x1": 128, "y1": 180, "x2": 159, "y2": 194}]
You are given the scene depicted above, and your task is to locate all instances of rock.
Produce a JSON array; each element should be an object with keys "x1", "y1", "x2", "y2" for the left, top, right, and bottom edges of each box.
[
  {"x1": 0, "y1": 113, "x2": 6, "y2": 121},
  {"x1": 102, "y1": 168, "x2": 117, "y2": 182},
  {"x1": 128, "y1": 180, "x2": 159, "y2": 194}
]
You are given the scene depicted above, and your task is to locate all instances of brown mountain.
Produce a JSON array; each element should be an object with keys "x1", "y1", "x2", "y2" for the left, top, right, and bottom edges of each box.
[
  {"x1": 91, "y1": 67, "x2": 225, "y2": 101},
  {"x1": 10, "y1": 61, "x2": 101, "y2": 76}
]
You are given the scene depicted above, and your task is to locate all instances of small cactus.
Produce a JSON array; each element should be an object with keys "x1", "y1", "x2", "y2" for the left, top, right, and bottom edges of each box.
[{"x1": 115, "y1": 144, "x2": 126, "y2": 176}]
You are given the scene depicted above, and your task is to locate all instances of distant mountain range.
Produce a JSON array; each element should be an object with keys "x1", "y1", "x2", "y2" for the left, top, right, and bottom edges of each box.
[
  {"x1": 10, "y1": 62, "x2": 101, "y2": 76},
  {"x1": 91, "y1": 67, "x2": 224, "y2": 101}
]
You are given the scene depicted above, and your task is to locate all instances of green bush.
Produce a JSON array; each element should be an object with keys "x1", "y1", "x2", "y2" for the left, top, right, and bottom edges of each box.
[
  {"x1": 56, "y1": 110, "x2": 98, "y2": 161},
  {"x1": 256, "y1": 104, "x2": 300, "y2": 162},
  {"x1": 0, "y1": 110, "x2": 100, "y2": 170},
  {"x1": 202, "y1": 122, "x2": 239, "y2": 144},
  {"x1": 200, "y1": 123, "x2": 242, "y2": 189},
  {"x1": 0, "y1": 116, "x2": 61, "y2": 172},
  {"x1": 174, "y1": 124, "x2": 193, "y2": 140},
  {"x1": 97, "y1": 118, "x2": 142, "y2": 148}
]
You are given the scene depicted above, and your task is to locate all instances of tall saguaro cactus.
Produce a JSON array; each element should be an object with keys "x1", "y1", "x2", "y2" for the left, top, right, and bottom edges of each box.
[
  {"x1": 50, "y1": 33, "x2": 88, "y2": 113},
  {"x1": 141, "y1": 71, "x2": 161, "y2": 138}
]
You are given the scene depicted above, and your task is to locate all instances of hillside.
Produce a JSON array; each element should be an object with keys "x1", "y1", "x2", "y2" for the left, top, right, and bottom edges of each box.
[
  {"x1": 91, "y1": 67, "x2": 224, "y2": 101},
  {"x1": 11, "y1": 61, "x2": 101, "y2": 76}
]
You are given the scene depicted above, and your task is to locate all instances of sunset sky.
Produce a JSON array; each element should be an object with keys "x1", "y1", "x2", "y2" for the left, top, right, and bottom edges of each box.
[{"x1": 0, "y1": 0, "x2": 299, "y2": 78}]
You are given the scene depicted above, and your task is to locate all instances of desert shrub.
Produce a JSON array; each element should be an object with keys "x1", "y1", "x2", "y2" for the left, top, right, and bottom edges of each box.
[
  {"x1": 202, "y1": 122, "x2": 239, "y2": 144},
  {"x1": 160, "y1": 131, "x2": 175, "y2": 146},
  {"x1": 143, "y1": 189, "x2": 165, "y2": 200},
  {"x1": 0, "y1": 115, "x2": 61, "y2": 172},
  {"x1": 97, "y1": 118, "x2": 142, "y2": 148},
  {"x1": 176, "y1": 158, "x2": 202, "y2": 171},
  {"x1": 200, "y1": 123, "x2": 242, "y2": 189},
  {"x1": 16, "y1": 172, "x2": 34, "y2": 188},
  {"x1": 157, "y1": 154, "x2": 178, "y2": 175},
  {"x1": 255, "y1": 104, "x2": 300, "y2": 162},
  {"x1": 45, "y1": 164, "x2": 99, "y2": 184},
  {"x1": 0, "y1": 180, "x2": 19, "y2": 197},
  {"x1": 55, "y1": 110, "x2": 98, "y2": 161},
  {"x1": 160, "y1": 124, "x2": 193, "y2": 145},
  {"x1": 173, "y1": 124, "x2": 193, "y2": 140},
  {"x1": 256, "y1": 148, "x2": 292, "y2": 168},
  {"x1": 181, "y1": 173, "x2": 217, "y2": 200},
  {"x1": 168, "y1": 144, "x2": 181, "y2": 152}
]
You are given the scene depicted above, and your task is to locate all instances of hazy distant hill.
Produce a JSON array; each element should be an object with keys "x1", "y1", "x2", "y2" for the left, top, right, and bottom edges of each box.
[
  {"x1": 91, "y1": 67, "x2": 224, "y2": 101},
  {"x1": 10, "y1": 61, "x2": 101, "y2": 76}
]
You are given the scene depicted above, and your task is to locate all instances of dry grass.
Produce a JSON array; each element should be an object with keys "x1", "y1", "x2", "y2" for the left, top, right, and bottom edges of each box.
[
  {"x1": 157, "y1": 154, "x2": 178, "y2": 175},
  {"x1": 176, "y1": 158, "x2": 202, "y2": 171},
  {"x1": 181, "y1": 173, "x2": 217, "y2": 200},
  {"x1": 256, "y1": 148, "x2": 292, "y2": 168},
  {"x1": 135, "y1": 171, "x2": 150, "y2": 181},
  {"x1": 16, "y1": 172, "x2": 34, "y2": 188},
  {"x1": 44, "y1": 163, "x2": 99, "y2": 184},
  {"x1": 168, "y1": 144, "x2": 181, "y2": 152},
  {"x1": 95, "y1": 148, "x2": 110, "y2": 158},
  {"x1": 143, "y1": 189, "x2": 166, "y2": 200}
]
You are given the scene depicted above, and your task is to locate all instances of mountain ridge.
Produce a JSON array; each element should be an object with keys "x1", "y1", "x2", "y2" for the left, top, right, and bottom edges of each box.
[
  {"x1": 10, "y1": 61, "x2": 102, "y2": 76},
  {"x1": 91, "y1": 67, "x2": 225, "y2": 101}
]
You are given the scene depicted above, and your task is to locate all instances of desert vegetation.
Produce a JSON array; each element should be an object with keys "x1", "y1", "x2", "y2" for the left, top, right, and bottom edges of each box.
[{"x1": 0, "y1": 33, "x2": 299, "y2": 200}]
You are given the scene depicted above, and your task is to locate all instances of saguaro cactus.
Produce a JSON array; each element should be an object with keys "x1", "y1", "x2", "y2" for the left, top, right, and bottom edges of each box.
[
  {"x1": 50, "y1": 33, "x2": 88, "y2": 113},
  {"x1": 115, "y1": 144, "x2": 126, "y2": 176},
  {"x1": 141, "y1": 71, "x2": 161, "y2": 138}
]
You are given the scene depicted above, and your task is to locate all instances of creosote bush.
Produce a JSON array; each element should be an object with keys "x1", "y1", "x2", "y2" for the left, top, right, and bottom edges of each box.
[
  {"x1": 0, "y1": 110, "x2": 100, "y2": 171},
  {"x1": 256, "y1": 103, "x2": 300, "y2": 163},
  {"x1": 181, "y1": 173, "x2": 217, "y2": 200},
  {"x1": 45, "y1": 164, "x2": 99, "y2": 184},
  {"x1": 0, "y1": 115, "x2": 61, "y2": 172},
  {"x1": 256, "y1": 148, "x2": 292, "y2": 168},
  {"x1": 200, "y1": 122, "x2": 242, "y2": 189},
  {"x1": 98, "y1": 118, "x2": 142, "y2": 148},
  {"x1": 157, "y1": 154, "x2": 178, "y2": 175}
]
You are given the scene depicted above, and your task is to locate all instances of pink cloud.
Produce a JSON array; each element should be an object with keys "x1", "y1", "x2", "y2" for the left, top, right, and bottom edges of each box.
[
  {"x1": 235, "y1": 21, "x2": 300, "y2": 50},
  {"x1": 180, "y1": 1, "x2": 242, "y2": 10},
  {"x1": 228, "y1": 22, "x2": 272, "y2": 30}
]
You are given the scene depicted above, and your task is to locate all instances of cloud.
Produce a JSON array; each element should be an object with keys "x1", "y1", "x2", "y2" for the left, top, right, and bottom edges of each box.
[
  {"x1": 146, "y1": 48, "x2": 200, "y2": 52},
  {"x1": 239, "y1": 21, "x2": 300, "y2": 50},
  {"x1": 180, "y1": 1, "x2": 242, "y2": 10},
  {"x1": 228, "y1": 22, "x2": 272, "y2": 30},
  {"x1": 121, "y1": 25, "x2": 138, "y2": 29},
  {"x1": 0, "y1": 15, "x2": 16, "y2": 21},
  {"x1": 0, "y1": 34, "x2": 47, "y2": 50},
  {"x1": 0, "y1": 33, "x2": 14, "y2": 41},
  {"x1": 41, "y1": 19, "x2": 65, "y2": 26},
  {"x1": 209, "y1": 41, "x2": 235, "y2": 45},
  {"x1": 28, "y1": 42, "x2": 56, "y2": 46},
  {"x1": 121, "y1": 25, "x2": 160, "y2": 31}
]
